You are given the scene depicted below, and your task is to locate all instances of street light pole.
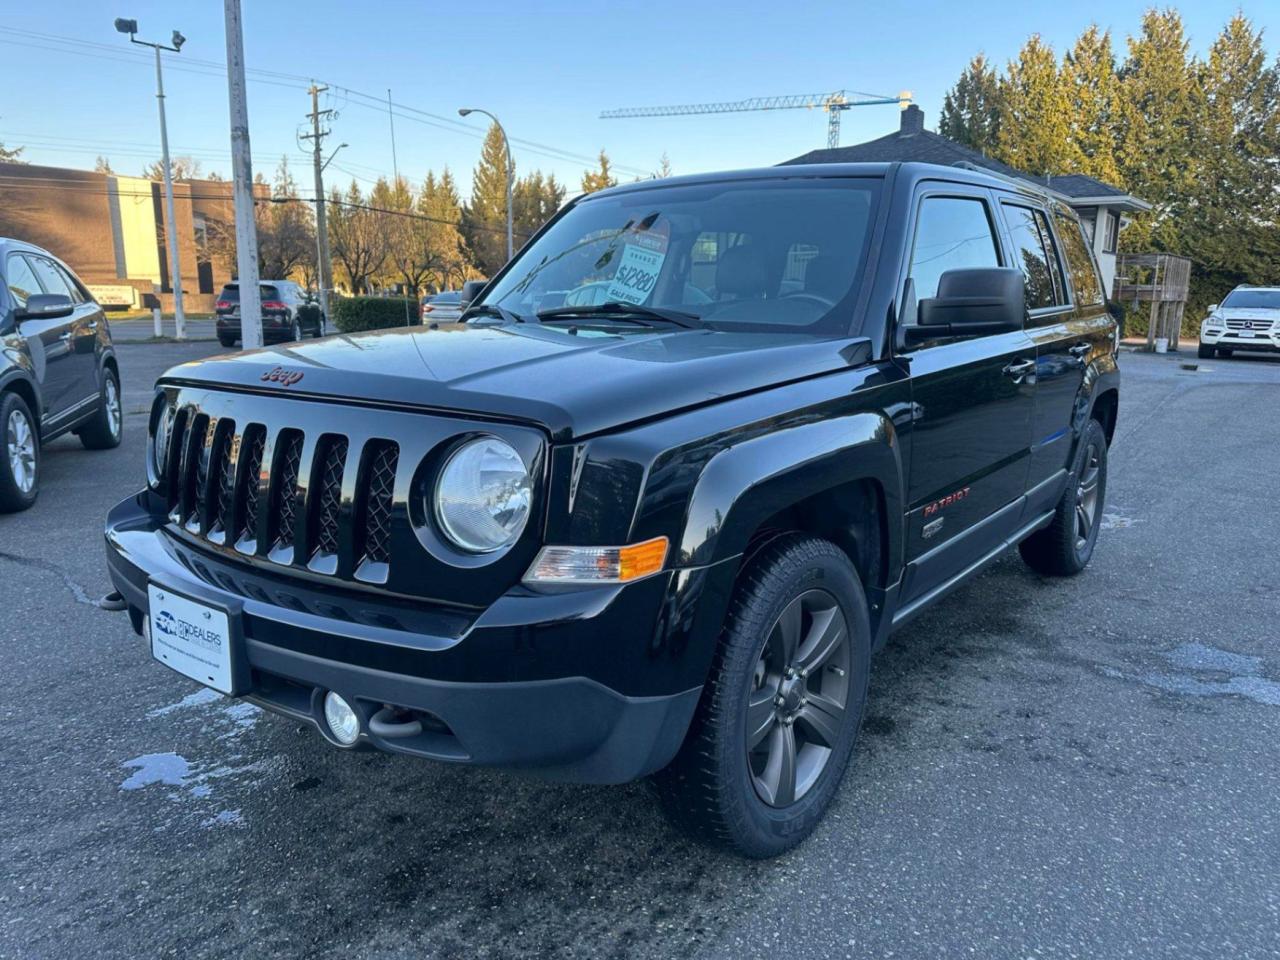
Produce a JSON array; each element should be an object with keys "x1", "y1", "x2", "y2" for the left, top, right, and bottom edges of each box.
[
  {"x1": 458, "y1": 108, "x2": 513, "y2": 263},
  {"x1": 115, "y1": 18, "x2": 187, "y2": 339}
]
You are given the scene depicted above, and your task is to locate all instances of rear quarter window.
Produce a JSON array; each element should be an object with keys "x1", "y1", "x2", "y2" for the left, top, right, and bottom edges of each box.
[{"x1": 1053, "y1": 211, "x2": 1105, "y2": 305}]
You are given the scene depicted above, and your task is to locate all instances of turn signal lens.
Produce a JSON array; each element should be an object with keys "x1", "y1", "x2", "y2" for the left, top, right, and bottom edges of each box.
[{"x1": 524, "y1": 536, "x2": 669, "y2": 584}]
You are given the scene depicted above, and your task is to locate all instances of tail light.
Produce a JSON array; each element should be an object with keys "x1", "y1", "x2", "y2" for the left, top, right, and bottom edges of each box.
[
  {"x1": 422, "y1": 304, "x2": 435, "y2": 313},
  {"x1": 215, "y1": 300, "x2": 231, "y2": 310},
  {"x1": 262, "y1": 300, "x2": 286, "y2": 311}
]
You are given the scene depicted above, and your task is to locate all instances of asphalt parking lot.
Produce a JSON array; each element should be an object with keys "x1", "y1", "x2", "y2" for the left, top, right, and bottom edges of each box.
[{"x1": 2, "y1": 343, "x2": 1278, "y2": 960}]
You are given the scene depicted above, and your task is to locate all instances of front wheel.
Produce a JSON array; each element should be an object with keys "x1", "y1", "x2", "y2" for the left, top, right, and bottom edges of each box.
[
  {"x1": 290, "y1": 318, "x2": 302, "y2": 342},
  {"x1": 79, "y1": 367, "x2": 123, "y2": 450},
  {"x1": 1019, "y1": 418, "x2": 1108, "y2": 576},
  {"x1": 654, "y1": 535, "x2": 870, "y2": 858},
  {"x1": 1197, "y1": 343, "x2": 1215, "y2": 359},
  {"x1": 0, "y1": 392, "x2": 40, "y2": 513},
  {"x1": 1219, "y1": 347, "x2": 1234, "y2": 358},
  {"x1": 218, "y1": 335, "x2": 236, "y2": 348}
]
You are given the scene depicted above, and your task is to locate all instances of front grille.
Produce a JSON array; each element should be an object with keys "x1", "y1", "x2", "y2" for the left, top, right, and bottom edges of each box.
[
  {"x1": 1225, "y1": 318, "x2": 1274, "y2": 331},
  {"x1": 160, "y1": 414, "x2": 402, "y2": 582}
]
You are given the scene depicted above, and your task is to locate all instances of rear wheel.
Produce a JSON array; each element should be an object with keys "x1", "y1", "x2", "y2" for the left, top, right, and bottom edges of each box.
[
  {"x1": 290, "y1": 317, "x2": 302, "y2": 342},
  {"x1": 1019, "y1": 417, "x2": 1107, "y2": 576},
  {"x1": 78, "y1": 367, "x2": 123, "y2": 450},
  {"x1": 654, "y1": 535, "x2": 870, "y2": 858},
  {"x1": 0, "y1": 392, "x2": 39, "y2": 513},
  {"x1": 1197, "y1": 343, "x2": 1215, "y2": 359},
  {"x1": 218, "y1": 335, "x2": 236, "y2": 348}
]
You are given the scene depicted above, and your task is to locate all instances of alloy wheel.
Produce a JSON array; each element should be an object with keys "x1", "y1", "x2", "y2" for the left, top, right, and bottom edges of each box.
[
  {"x1": 6, "y1": 409, "x2": 36, "y2": 495},
  {"x1": 1075, "y1": 442, "x2": 1102, "y2": 550},
  {"x1": 746, "y1": 589, "x2": 852, "y2": 807},
  {"x1": 105, "y1": 377, "x2": 122, "y2": 439}
]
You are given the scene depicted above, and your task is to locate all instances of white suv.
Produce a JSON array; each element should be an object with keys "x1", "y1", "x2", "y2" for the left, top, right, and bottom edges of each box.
[{"x1": 1199, "y1": 286, "x2": 1280, "y2": 359}]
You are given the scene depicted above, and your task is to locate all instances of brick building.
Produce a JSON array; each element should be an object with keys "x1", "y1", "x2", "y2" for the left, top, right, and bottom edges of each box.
[{"x1": 0, "y1": 161, "x2": 250, "y2": 312}]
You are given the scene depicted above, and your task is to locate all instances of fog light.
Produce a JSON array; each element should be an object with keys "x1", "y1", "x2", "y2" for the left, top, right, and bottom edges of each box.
[{"x1": 323, "y1": 692, "x2": 360, "y2": 745}]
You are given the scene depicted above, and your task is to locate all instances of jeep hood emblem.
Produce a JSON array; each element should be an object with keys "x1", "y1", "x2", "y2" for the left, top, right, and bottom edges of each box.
[{"x1": 262, "y1": 366, "x2": 305, "y2": 386}]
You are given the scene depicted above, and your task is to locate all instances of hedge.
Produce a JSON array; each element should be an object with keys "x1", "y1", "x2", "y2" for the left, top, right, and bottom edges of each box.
[{"x1": 330, "y1": 297, "x2": 419, "y2": 333}]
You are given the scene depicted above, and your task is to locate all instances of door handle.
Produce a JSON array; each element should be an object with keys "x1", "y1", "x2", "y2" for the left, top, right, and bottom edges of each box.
[
  {"x1": 88, "y1": 321, "x2": 99, "y2": 331},
  {"x1": 58, "y1": 332, "x2": 72, "y2": 342},
  {"x1": 1003, "y1": 358, "x2": 1036, "y2": 378},
  {"x1": 1068, "y1": 342, "x2": 1091, "y2": 358}
]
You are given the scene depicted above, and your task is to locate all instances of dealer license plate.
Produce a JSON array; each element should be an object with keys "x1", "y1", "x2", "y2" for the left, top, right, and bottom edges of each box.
[{"x1": 148, "y1": 584, "x2": 235, "y2": 694}]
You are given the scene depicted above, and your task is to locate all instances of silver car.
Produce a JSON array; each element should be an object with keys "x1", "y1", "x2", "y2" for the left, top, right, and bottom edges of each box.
[{"x1": 420, "y1": 290, "x2": 463, "y2": 322}]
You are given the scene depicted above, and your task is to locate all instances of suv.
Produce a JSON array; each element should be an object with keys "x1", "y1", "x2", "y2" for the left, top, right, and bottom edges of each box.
[
  {"x1": 1198, "y1": 286, "x2": 1280, "y2": 358},
  {"x1": 105, "y1": 163, "x2": 1118, "y2": 857},
  {"x1": 2, "y1": 239, "x2": 121, "y2": 513},
  {"x1": 215, "y1": 280, "x2": 320, "y2": 347}
]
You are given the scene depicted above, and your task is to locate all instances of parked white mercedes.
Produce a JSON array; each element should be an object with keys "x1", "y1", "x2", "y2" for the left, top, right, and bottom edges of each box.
[{"x1": 1199, "y1": 286, "x2": 1280, "y2": 359}]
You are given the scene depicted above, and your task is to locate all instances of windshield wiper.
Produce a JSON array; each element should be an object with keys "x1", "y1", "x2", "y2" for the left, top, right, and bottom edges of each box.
[
  {"x1": 536, "y1": 302, "x2": 701, "y2": 328},
  {"x1": 460, "y1": 302, "x2": 529, "y2": 324}
]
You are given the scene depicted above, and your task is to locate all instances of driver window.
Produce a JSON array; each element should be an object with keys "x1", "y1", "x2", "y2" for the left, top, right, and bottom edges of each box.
[
  {"x1": 908, "y1": 196, "x2": 1001, "y2": 300},
  {"x1": 6, "y1": 255, "x2": 42, "y2": 309}
]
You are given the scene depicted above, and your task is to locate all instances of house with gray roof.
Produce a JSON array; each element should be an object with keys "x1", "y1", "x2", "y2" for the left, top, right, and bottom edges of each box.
[{"x1": 783, "y1": 105, "x2": 1151, "y2": 294}]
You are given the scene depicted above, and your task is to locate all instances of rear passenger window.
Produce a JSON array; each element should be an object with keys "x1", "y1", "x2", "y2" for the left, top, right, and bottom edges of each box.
[
  {"x1": 909, "y1": 197, "x2": 1000, "y2": 301},
  {"x1": 1053, "y1": 211, "x2": 1105, "y2": 305},
  {"x1": 1003, "y1": 204, "x2": 1066, "y2": 310}
]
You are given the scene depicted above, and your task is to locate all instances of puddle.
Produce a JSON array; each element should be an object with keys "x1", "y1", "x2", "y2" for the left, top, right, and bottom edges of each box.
[{"x1": 1106, "y1": 641, "x2": 1280, "y2": 708}]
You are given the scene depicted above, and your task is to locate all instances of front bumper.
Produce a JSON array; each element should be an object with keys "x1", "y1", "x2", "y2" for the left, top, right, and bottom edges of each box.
[
  {"x1": 105, "y1": 493, "x2": 702, "y2": 783},
  {"x1": 1200, "y1": 328, "x2": 1280, "y2": 352}
]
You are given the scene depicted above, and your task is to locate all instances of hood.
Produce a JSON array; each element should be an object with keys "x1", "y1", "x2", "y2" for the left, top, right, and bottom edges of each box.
[
  {"x1": 160, "y1": 323, "x2": 868, "y2": 441},
  {"x1": 1216, "y1": 307, "x2": 1279, "y2": 320}
]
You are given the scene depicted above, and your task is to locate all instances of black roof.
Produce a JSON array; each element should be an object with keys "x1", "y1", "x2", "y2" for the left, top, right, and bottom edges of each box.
[{"x1": 783, "y1": 122, "x2": 1140, "y2": 203}]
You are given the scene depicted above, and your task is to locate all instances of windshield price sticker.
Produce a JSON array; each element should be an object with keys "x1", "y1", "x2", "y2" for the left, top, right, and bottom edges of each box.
[{"x1": 605, "y1": 232, "x2": 668, "y2": 305}]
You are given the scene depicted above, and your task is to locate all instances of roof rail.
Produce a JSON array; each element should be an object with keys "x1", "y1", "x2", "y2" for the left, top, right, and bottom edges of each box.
[{"x1": 950, "y1": 160, "x2": 1069, "y2": 204}]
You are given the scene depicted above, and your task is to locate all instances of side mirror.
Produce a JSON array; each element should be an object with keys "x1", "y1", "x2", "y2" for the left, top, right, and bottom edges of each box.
[
  {"x1": 1207, "y1": 303, "x2": 1219, "y2": 314},
  {"x1": 906, "y1": 268, "x2": 1025, "y2": 343},
  {"x1": 17, "y1": 293, "x2": 74, "y2": 322},
  {"x1": 459, "y1": 278, "x2": 488, "y2": 308}
]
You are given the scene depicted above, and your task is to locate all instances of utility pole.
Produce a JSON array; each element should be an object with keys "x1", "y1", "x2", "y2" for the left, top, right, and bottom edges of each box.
[
  {"x1": 387, "y1": 89, "x2": 410, "y2": 326},
  {"x1": 114, "y1": 18, "x2": 187, "y2": 339},
  {"x1": 304, "y1": 84, "x2": 335, "y2": 332},
  {"x1": 222, "y1": 0, "x2": 262, "y2": 350}
]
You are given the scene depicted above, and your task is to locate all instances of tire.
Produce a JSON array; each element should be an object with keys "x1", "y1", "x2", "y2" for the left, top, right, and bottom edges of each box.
[
  {"x1": 290, "y1": 317, "x2": 302, "y2": 342},
  {"x1": 1219, "y1": 348, "x2": 1234, "y2": 358},
  {"x1": 0, "y1": 391, "x2": 40, "y2": 513},
  {"x1": 1019, "y1": 418, "x2": 1108, "y2": 576},
  {"x1": 79, "y1": 367, "x2": 123, "y2": 450},
  {"x1": 218, "y1": 335, "x2": 236, "y2": 348},
  {"x1": 1197, "y1": 343, "x2": 1215, "y2": 359},
  {"x1": 654, "y1": 534, "x2": 871, "y2": 858}
]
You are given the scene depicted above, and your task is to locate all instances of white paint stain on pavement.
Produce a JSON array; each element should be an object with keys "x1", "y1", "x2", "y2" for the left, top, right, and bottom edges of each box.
[
  {"x1": 120, "y1": 753, "x2": 191, "y2": 790},
  {"x1": 146, "y1": 687, "x2": 222, "y2": 718},
  {"x1": 1101, "y1": 512, "x2": 1142, "y2": 530}
]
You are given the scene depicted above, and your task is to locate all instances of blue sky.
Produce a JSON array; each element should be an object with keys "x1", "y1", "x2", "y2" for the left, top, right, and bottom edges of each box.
[{"x1": 2, "y1": 0, "x2": 1274, "y2": 198}]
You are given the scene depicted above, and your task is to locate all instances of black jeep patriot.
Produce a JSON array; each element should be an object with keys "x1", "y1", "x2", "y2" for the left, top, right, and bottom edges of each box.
[{"x1": 105, "y1": 162, "x2": 1118, "y2": 857}]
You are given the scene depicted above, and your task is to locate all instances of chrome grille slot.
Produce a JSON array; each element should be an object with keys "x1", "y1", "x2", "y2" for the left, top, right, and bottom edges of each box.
[
  {"x1": 180, "y1": 413, "x2": 210, "y2": 530},
  {"x1": 1225, "y1": 318, "x2": 1274, "y2": 330},
  {"x1": 308, "y1": 436, "x2": 348, "y2": 573},
  {"x1": 206, "y1": 419, "x2": 238, "y2": 542},
  {"x1": 164, "y1": 407, "x2": 190, "y2": 515},
  {"x1": 269, "y1": 430, "x2": 304, "y2": 562},
  {"x1": 236, "y1": 426, "x2": 266, "y2": 553},
  {"x1": 356, "y1": 441, "x2": 398, "y2": 582}
]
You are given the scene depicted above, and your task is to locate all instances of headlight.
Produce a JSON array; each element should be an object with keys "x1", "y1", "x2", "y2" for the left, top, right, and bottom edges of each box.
[{"x1": 433, "y1": 437, "x2": 532, "y2": 553}]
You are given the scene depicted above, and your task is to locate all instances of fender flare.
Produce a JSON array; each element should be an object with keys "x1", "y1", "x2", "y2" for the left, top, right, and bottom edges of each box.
[
  {"x1": 0, "y1": 366, "x2": 43, "y2": 422},
  {"x1": 676, "y1": 410, "x2": 905, "y2": 575},
  {"x1": 1070, "y1": 354, "x2": 1120, "y2": 458}
]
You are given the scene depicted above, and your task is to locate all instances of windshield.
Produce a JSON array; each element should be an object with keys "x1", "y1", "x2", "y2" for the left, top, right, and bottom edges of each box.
[
  {"x1": 1222, "y1": 289, "x2": 1280, "y2": 310},
  {"x1": 482, "y1": 178, "x2": 881, "y2": 335}
]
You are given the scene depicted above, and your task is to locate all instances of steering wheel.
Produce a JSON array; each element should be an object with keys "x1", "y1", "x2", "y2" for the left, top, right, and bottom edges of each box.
[{"x1": 778, "y1": 291, "x2": 836, "y2": 309}]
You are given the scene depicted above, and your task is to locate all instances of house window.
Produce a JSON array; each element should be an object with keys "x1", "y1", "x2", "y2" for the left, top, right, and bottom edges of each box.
[{"x1": 1101, "y1": 210, "x2": 1119, "y2": 254}]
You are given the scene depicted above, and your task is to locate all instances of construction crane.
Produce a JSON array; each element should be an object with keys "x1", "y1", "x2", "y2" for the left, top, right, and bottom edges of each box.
[{"x1": 601, "y1": 89, "x2": 912, "y2": 150}]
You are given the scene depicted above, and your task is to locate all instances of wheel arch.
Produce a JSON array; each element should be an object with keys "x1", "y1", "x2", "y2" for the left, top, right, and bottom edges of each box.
[{"x1": 0, "y1": 370, "x2": 41, "y2": 424}]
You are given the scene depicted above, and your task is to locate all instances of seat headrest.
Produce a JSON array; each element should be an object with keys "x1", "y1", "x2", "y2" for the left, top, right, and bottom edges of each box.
[{"x1": 716, "y1": 245, "x2": 767, "y2": 299}]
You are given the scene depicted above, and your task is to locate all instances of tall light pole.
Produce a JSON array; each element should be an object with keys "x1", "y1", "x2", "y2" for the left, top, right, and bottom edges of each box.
[
  {"x1": 115, "y1": 17, "x2": 187, "y2": 339},
  {"x1": 458, "y1": 108, "x2": 513, "y2": 263}
]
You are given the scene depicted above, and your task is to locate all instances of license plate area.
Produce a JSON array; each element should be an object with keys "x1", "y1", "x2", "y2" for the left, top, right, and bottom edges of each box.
[{"x1": 148, "y1": 582, "x2": 244, "y2": 694}]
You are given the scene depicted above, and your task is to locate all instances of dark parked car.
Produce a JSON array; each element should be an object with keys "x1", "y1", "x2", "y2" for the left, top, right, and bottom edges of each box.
[
  {"x1": 215, "y1": 280, "x2": 321, "y2": 347},
  {"x1": 106, "y1": 162, "x2": 1118, "y2": 857},
  {"x1": 1, "y1": 239, "x2": 121, "y2": 513},
  {"x1": 420, "y1": 290, "x2": 463, "y2": 322}
]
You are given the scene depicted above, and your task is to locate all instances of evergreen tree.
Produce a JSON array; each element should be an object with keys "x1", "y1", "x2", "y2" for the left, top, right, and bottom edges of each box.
[
  {"x1": 94, "y1": 156, "x2": 114, "y2": 174},
  {"x1": 1064, "y1": 26, "x2": 1122, "y2": 185},
  {"x1": 995, "y1": 36, "x2": 1082, "y2": 176},
  {"x1": 513, "y1": 171, "x2": 566, "y2": 245},
  {"x1": 0, "y1": 142, "x2": 24, "y2": 163},
  {"x1": 580, "y1": 150, "x2": 617, "y2": 194},
  {"x1": 939, "y1": 54, "x2": 1003, "y2": 153},
  {"x1": 417, "y1": 168, "x2": 470, "y2": 291},
  {"x1": 653, "y1": 152, "x2": 673, "y2": 178},
  {"x1": 1115, "y1": 9, "x2": 1203, "y2": 251},
  {"x1": 462, "y1": 123, "x2": 515, "y2": 276}
]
